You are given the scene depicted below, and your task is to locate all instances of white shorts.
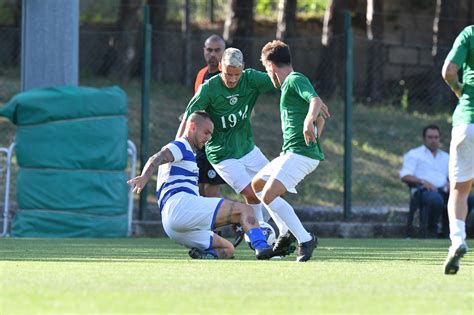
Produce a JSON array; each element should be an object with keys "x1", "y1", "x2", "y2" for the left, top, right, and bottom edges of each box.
[
  {"x1": 255, "y1": 152, "x2": 320, "y2": 193},
  {"x1": 161, "y1": 192, "x2": 224, "y2": 250},
  {"x1": 212, "y1": 146, "x2": 269, "y2": 193},
  {"x1": 449, "y1": 124, "x2": 474, "y2": 183}
]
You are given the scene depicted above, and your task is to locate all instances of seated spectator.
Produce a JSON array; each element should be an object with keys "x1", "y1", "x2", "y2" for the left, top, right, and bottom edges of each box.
[{"x1": 400, "y1": 124, "x2": 473, "y2": 238}]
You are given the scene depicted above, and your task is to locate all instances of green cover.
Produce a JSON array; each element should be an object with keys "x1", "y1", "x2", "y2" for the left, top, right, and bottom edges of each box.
[{"x1": 0, "y1": 85, "x2": 129, "y2": 237}]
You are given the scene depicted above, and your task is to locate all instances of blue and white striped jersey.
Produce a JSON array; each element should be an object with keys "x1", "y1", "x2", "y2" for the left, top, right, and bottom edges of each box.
[{"x1": 156, "y1": 137, "x2": 199, "y2": 210}]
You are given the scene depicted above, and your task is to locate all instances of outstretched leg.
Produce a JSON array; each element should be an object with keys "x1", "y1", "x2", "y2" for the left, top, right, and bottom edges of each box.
[{"x1": 213, "y1": 200, "x2": 275, "y2": 259}]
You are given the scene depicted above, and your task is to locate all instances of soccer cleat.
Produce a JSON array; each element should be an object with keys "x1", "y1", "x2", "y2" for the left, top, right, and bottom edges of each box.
[
  {"x1": 232, "y1": 224, "x2": 245, "y2": 248},
  {"x1": 273, "y1": 231, "x2": 297, "y2": 257},
  {"x1": 443, "y1": 243, "x2": 468, "y2": 275},
  {"x1": 255, "y1": 246, "x2": 276, "y2": 260},
  {"x1": 296, "y1": 233, "x2": 318, "y2": 262},
  {"x1": 188, "y1": 248, "x2": 218, "y2": 260}
]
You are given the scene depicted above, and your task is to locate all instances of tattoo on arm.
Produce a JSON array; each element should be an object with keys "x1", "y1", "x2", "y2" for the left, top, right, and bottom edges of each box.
[{"x1": 141, "y1": 148, "x2": 174, "y2": 179}]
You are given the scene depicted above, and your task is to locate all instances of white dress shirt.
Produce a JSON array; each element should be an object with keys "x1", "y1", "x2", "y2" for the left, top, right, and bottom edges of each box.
[{"x1": 399, "y1": 145, "x2": 449, "y2": 188}]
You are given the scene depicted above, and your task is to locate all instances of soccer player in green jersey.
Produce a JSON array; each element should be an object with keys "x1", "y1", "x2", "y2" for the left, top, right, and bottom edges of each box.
[
  {"x1": 253, "y1": 40, "x2": 330, "y2": 262},
  {"x1": 441, "y1": 25, "x2": 474, "y2": 275},
  {"x1": 176, "y1": 47, "x2": 290, "y2": 242}
]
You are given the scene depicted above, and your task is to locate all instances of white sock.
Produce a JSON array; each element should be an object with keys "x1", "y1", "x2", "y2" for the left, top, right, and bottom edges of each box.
[
  {"x1": 449, "y1": 219, "x2": 466, "y2": 248},
  {"x1": 267, "y1": 197, "x2": 311, "y2": 244},
  {"x1": 249, "y1": 203, "x2": 264, "y2": 222},
  {"x1": 254, "y1": 191, "x2": 289, "y2": 235}
]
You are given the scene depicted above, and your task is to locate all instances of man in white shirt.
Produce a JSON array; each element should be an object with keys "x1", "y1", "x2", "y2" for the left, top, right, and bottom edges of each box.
[{"x1": 400, "y1": 125, "x2": 449, "y2": 238}]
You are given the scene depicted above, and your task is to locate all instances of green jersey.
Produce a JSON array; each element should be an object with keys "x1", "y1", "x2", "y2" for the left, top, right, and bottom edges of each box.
[
  {"x1": 280, "y1": 72, "x2": 324, "y2": 161},
  {"x1": 184, "y1": 69, "x2": 275, "y2": 164},
  {"x1": 445, "y1": 25, "x2": 474, "y2": 126}
]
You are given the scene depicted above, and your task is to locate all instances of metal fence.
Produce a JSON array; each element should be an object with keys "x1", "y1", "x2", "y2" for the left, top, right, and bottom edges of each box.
[{"x1": 0, "y1": 8, "x2": 469, "y2": 219}]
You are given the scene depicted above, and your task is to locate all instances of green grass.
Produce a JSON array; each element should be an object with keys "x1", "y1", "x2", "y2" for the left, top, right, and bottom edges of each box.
[
  {"x1": 1, "y1": 238, "x2": 472, "y2": 314},
  {"x1": 0, "y1": 78, "x2": 453, "y2": 208}
]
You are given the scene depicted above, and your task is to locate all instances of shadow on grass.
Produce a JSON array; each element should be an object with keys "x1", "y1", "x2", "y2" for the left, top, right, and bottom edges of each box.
[{"x1": 1, "y1": 238, "x2": 472, "y2": 266}]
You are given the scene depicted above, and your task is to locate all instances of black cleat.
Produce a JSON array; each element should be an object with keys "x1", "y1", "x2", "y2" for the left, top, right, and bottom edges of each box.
[
  {"x1": 273, "y1": 231, "x2": 297, "y2": 257},
  {"x1": 255, "y1": 246, "x2": 276, "y2": 260},
  {"x1": 444, "y1": 244, "x2": 468, "y2": 275},
  {"x1": 296, "y1": 234, "x2": 318, "y2": 262},
  {"x1": 188, "y1": 248, "x2": 218, "y2": 260},
  {"x1": 232, "y1": 224, "x2": 245, "y2": 248}
]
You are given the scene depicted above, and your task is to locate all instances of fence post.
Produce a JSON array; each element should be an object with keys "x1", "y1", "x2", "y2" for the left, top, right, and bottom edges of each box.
[
  {"x1": 139, "y1": 4, "x2": 152, "y2": 220},
  {"x1": 343, "y1": 10, "x2": 353, "y2": 221}
]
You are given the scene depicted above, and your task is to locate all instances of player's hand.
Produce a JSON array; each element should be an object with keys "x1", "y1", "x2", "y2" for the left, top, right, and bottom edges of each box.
[
  {"x1": 127, "y1": 176, "x2": 148, "y2": 194},
  {"x1": 303, "y1": 120, "x2": 317, "y2": 146},
  {"x1": 422, "y1": 180, "x2": 437, "y2": 192},
  {"x1": 320, "y1": 103, "x2": 330, "y2": 119}
]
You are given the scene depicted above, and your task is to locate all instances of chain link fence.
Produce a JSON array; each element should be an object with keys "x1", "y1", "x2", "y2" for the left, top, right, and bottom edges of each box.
[{"x1": 0, "y1": 5, "x2": 468, "y2": 217}]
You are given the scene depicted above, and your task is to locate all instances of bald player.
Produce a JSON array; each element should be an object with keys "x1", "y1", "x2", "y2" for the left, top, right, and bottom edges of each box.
[{"x1": 128, "y1": 111, "x2": 275, "y2": 260}]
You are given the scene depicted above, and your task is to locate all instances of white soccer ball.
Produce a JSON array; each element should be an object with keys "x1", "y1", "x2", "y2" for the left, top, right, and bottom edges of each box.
[{"x1": 244, "y1": 221, "x2": 276, "y2": 250}]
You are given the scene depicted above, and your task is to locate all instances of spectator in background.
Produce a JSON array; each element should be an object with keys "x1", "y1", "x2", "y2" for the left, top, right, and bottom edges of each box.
[
  {"x1": 192, "y1": 34, "x2": 227, "y2": 198},
  {"x1": 441, "y1": 25, "x2": 474, "y2": 275},
  {"x1": 400, "y1": 125, "x2": 449, "y2": 238}
]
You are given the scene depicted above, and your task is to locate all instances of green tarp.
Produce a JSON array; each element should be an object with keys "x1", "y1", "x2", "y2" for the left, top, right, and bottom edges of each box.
[{"x1": 0, "y1": 86, "x2": 129, "y2": 237}]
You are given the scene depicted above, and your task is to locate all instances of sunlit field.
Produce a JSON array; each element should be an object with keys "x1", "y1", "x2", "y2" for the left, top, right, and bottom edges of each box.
[{"x1": 1, "y1": 238, "x2": 472, "y2": 314}]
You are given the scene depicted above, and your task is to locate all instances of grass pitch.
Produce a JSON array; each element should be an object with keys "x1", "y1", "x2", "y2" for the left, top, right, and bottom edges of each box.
[{"x1": 1, "y1": 238, "x2": 472, "y2": 314}]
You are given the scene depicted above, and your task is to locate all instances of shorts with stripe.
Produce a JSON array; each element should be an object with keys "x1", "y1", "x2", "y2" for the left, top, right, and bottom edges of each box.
[{"x1": 161, "y1": 191, "x2": 224, "y2": 250}]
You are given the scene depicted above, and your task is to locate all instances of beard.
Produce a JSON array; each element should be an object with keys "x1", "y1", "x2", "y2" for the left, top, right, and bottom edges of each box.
[{"x1": 207, "y1": 57, "x2": 218, "y2": 67}]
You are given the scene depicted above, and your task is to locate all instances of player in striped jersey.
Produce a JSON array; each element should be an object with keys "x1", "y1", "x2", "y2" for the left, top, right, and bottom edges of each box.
[{"x1": 128, "y1": 111, "x2": 275, "y2": 260}]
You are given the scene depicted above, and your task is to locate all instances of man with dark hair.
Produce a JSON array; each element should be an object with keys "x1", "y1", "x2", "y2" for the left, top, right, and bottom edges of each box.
[
  {"x1": 441, "y1": 25, "x2": 474, "y2": 274},
  {"x1": 253, "y1": 40, "x2": 329, "y2": 262},
  {"x1": 128, "y1": 111, "x2": 275, "y2": 260},
  {"x1": 400, "y1": 124, "x2": 449, "y2": 238}
]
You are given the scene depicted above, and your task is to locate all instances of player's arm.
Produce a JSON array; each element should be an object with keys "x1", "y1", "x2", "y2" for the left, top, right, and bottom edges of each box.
[
  {"x1": 442, "y1": 61, "x2": 463, "y2": 99},
  {"x1": 315, "y1": 115, "x2": 325, "y2": 138},
  {"x1": 176, "y1": 85, "x2": 210, "y2": 139},
  {"x1": 442, "y1": 27, "x2": 469, "y2": 99},
  {"x1": 303, "y1": 96, "x2": 329, "y2": 145},
  {"x1": 127, "y1": 147, "x2": 174, "y2": 194}
]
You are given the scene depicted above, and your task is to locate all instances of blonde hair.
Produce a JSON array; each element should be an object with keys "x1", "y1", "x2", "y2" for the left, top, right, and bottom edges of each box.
[{"x1": 221, "y1": 48, "x2": 244, "y2": 67}]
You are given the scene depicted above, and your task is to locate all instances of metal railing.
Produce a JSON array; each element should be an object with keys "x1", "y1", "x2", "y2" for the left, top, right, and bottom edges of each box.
[{"x1": 0, "y1": 142, "x2": 15, "y2": 237}]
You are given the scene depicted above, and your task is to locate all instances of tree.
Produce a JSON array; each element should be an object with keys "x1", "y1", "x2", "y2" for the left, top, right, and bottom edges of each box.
[
  {"x1": 105, "y1": 0, "x2": 144, "y2": 79},
  {"x1": 313, "y1": 0, "x2": 357, "y2": 98},
  {"x1": 365, "y1": 0, "x2": 383, "y2": 103},
  {"x1": 276, "y1": 0, "x2": 297, "y2": 41},
  {"x1": 223, "y1": 0, "x2": 255, "y2": 67},
  {"x1": 148, "y1": 0, "x2": 168, "y2": 81},
  {"x1": 431, "y1": 0, "x2": 461, "y2": 107}
]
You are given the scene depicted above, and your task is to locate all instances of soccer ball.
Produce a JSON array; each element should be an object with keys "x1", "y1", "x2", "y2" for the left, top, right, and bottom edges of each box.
[{"x1": 244, "y1": 221, "x2": 276, "y2": 250}]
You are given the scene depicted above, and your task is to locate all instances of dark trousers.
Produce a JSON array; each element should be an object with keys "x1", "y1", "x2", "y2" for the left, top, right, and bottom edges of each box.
[
  {"x1": 419, "y1": 190, "x2": 446, "y2": 238},
  {"x1": 439, "y1": 194, "x2": 474, "y2": 238}
]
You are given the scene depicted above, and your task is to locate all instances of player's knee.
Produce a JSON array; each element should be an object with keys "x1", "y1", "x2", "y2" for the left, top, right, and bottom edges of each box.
[
  {"x1": 241, "y1": 186, "x2": 260, "y2": 204},
  {"x1": 251, "y1": 177, "x2": 265, "y2": 193},
  {"x1": 225, "y1": 246, "x2": 235, "y2": 259}
]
